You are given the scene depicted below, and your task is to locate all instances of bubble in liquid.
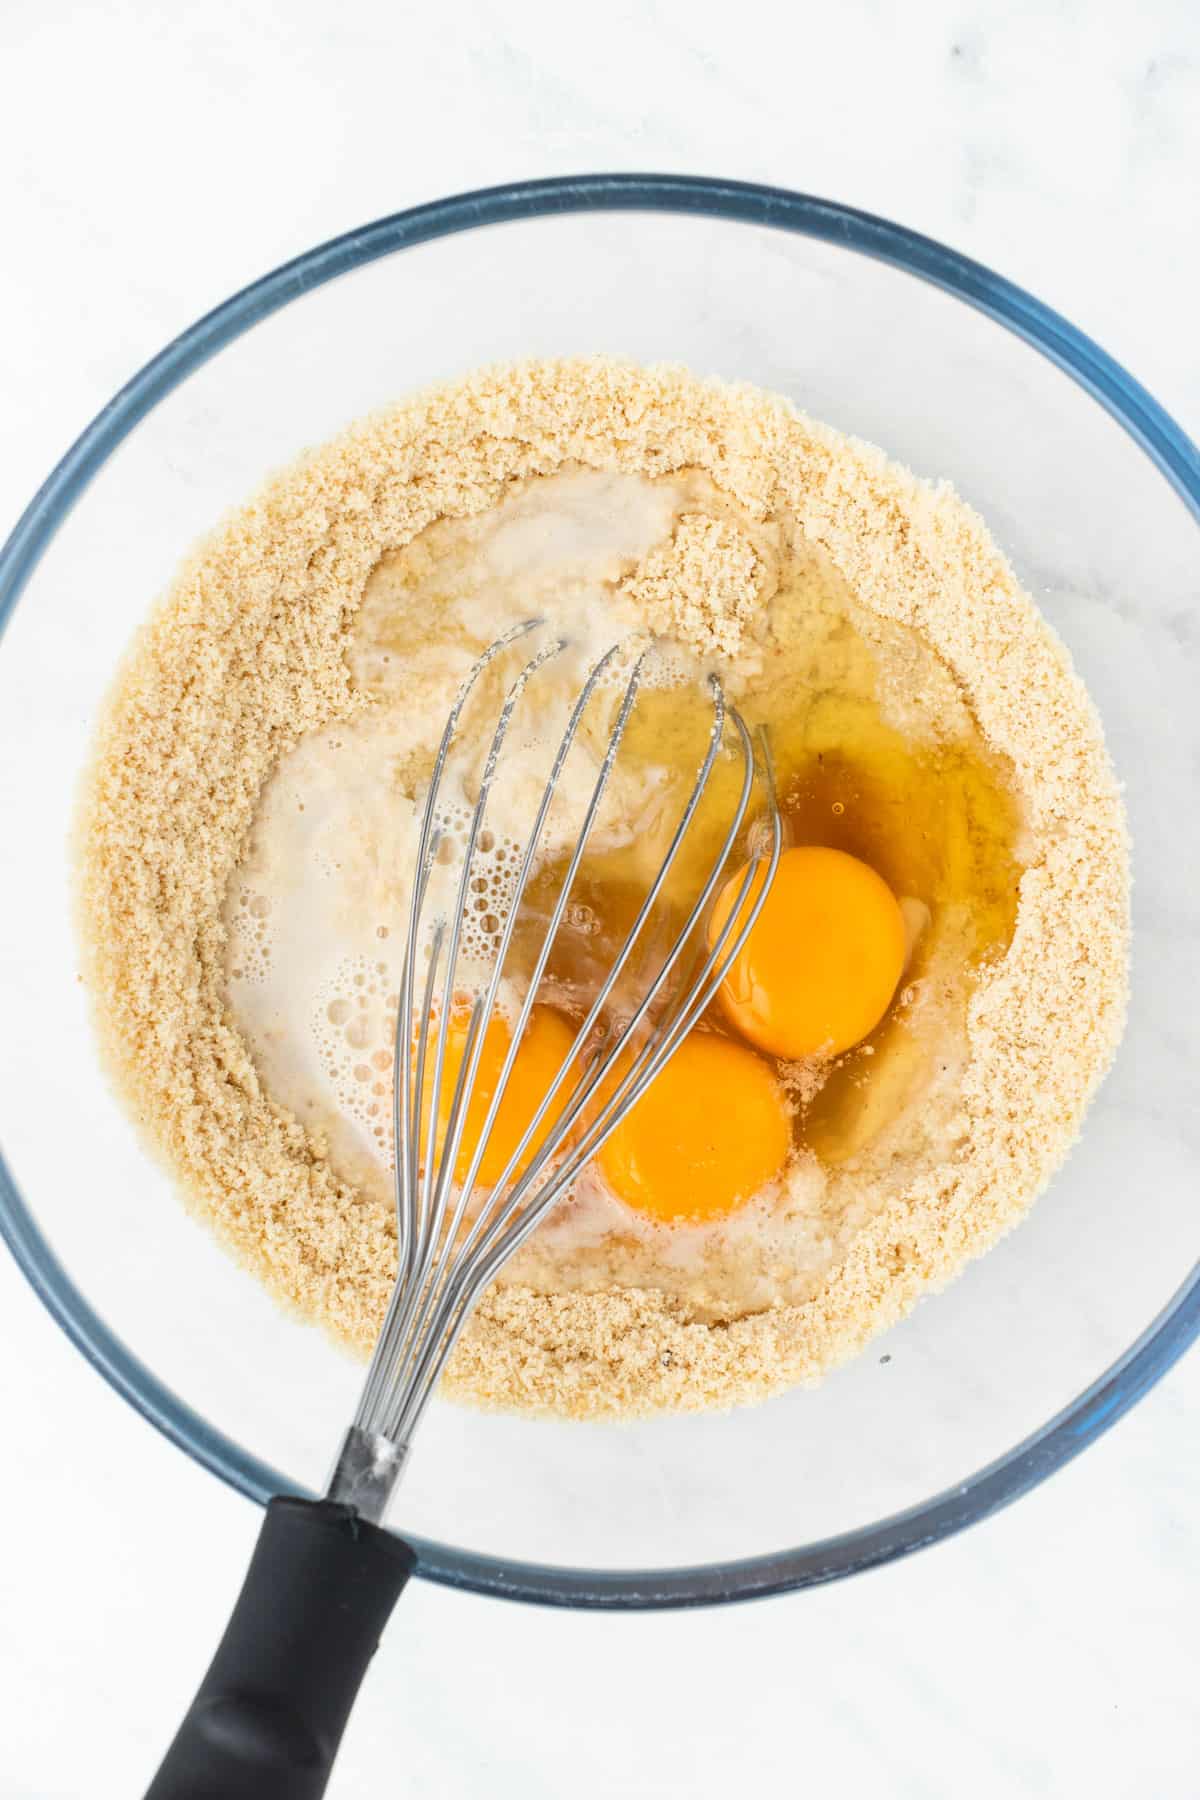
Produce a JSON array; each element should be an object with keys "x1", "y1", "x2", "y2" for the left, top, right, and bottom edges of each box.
[{"x1": 376, "y1": 925, "x2": 389, "y2": 940}]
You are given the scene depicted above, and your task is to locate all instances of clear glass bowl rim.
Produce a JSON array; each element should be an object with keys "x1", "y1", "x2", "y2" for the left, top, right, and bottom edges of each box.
[{"x1": 2, "y1": 172, "x2": 1198, "y2": 1610}]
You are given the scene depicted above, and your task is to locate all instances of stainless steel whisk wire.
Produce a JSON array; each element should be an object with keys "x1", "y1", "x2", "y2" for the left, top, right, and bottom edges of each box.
[{"x1": 329, "y1": 622, "x2": 781, "y2": 1518}]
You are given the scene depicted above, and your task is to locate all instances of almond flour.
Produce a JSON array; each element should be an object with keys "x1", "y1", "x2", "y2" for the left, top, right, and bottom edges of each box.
[{"x1": 75, "y1": 358, "x2": 1130, "y2": 1418}]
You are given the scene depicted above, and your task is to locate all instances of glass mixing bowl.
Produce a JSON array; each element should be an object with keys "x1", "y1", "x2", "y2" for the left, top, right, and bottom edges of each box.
[{"x1": 2, "y1": 175, "x2": 1198, "y2": 1608}]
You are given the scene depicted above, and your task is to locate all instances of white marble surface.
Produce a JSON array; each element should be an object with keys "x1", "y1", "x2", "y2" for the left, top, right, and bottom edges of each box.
[{"x1": 1, "y1": 1, "x2": 1198, "y2": 1795}]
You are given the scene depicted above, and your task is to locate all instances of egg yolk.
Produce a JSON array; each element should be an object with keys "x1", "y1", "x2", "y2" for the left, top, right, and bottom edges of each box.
[
  {"x1": 420, "y1": 1003, "x2": 578, "y2": 1187},
  {"x1": 709, "y1": 845, "x2": 907, "y2": 1060},
  {"x1": 598, "y1": 1031, "x2": 792, "y2": 1223}
]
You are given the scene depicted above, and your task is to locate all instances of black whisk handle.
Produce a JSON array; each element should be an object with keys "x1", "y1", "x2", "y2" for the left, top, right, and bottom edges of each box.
[{"x1": 145, "y1": 1495, "x2": 415, "y2": 1800}]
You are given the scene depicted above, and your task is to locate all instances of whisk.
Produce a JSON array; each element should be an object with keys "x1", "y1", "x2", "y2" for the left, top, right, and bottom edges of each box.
[{"x1": 147, "y1": 622, "x2": 781, "y2": 1800}]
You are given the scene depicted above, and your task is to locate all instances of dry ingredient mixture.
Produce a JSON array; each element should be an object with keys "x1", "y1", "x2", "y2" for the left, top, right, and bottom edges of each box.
[{"x1": 75, "y1": 359, "x2": 1130, "y2": 1417}]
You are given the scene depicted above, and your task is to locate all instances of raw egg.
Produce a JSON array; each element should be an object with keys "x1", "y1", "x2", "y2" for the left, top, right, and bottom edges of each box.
[
  {"x1": 709, "y1": 845, "x2": 907, "y2": 1059},
  {"x1": 598, "y1": 1031, "x2": 791, "y2": 1223},
  {"x1": 421, "y1": 1002, "x2": 577, "y2": 1187}
]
